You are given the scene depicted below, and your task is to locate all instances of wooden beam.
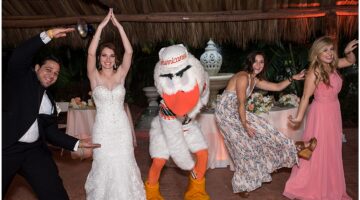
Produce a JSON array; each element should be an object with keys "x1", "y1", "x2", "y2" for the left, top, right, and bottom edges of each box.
[
  {"x1": 2, "y1": 6, "x2": 357, "y2": 28},
  {"x1": 4, "y1": 15, "x2": 55, "y2": 20},
  {"x1": 335, "y1": 6, "x2": 359, "y2": 16},
  {"x1": 324, "y1": 0, "x2": 338, "y2": 39}
]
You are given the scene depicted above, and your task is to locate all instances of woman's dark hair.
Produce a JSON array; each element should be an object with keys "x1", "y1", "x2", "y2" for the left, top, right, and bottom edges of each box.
[
  {"x1": 242, "y1": 51, "x2": 267, "y2": 80},
  {"x1": 38, "y1": 55, "x2": 62, "y2": 68},
  {"x1": 97, "y1": 42, "x2": 119, "y2": 70}
]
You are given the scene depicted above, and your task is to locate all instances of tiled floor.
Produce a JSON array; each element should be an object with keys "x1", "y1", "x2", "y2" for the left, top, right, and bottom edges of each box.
[{"x1": 5, "y1": 128, "x2": 358, "y2": 200}]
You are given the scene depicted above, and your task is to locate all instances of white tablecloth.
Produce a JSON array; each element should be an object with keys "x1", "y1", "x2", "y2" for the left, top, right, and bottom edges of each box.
[
  {"x1": 65, "y1": 103, "x2": 136, "y2": 147},
  {"x1": 197, "y1": 113, "x2": 235, "y2": 171},
  {"x1": 259, "y1": 106, "x2": 306, "y2": 141},
  {"x1": 197, "y1": 106, "x2": 305, "y2": 171}
]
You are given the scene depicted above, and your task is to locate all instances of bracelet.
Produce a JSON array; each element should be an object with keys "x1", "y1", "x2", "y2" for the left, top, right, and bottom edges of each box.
[
  {"x1": 47, "y1": 29, "x2": 54, "y2": 39},
  {"x1": 288, "y1": 76, "x2": 294, "y2": 83}
]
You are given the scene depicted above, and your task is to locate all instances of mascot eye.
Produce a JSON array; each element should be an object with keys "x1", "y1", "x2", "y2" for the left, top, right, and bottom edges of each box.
[
  {"x1": 160, "y1": 73, "x2": 174, "y2": 80},
  {"x1": 175, "y1": 65, "x2": 192, "y2": 78}
]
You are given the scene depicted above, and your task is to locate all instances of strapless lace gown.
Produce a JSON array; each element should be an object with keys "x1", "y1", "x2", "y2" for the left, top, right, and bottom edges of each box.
[{"x1": 85, "y1": 85, "x2": 145, "y2": 200}]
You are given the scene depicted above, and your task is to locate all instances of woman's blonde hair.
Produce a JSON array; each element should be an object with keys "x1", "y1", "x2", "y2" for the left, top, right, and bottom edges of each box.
[{"x1": 308, "y1": 36, "x2": 339, "y2": 86}]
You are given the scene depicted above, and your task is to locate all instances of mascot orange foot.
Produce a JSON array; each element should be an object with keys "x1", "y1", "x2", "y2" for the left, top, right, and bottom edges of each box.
[
  {"x1": 145, "y1": 181, "x2": 164, "y2": 200},
  {"x1": 184, "y1": 176, "x2": 210, "y2": 200}
]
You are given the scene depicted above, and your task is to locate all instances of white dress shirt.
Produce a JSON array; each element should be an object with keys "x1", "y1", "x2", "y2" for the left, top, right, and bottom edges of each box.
[
  {"x1": 18, "y1": 85, "x2": 79, "y2": 149},
  {"x1": 19, "y1": 92, "x2": 52, "y2": 142}
]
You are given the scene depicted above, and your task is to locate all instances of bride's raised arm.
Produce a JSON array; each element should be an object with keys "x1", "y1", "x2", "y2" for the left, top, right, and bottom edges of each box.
[
  {"x1": 87, "y1": 9, "x2": 112, "y2": 79},
  {"x1": 111, "y1": 10, "x2": 133, "y2": 77}
]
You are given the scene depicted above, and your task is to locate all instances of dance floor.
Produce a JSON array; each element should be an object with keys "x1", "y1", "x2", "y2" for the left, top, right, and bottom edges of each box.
[{"x1": 4, "y1": 115, "x2": 358, "y2": 199}]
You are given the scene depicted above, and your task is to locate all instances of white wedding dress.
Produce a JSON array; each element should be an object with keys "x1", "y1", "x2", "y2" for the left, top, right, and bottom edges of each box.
[{"x1": 85, "y1": 84, "x2": 145, "y2": 200}]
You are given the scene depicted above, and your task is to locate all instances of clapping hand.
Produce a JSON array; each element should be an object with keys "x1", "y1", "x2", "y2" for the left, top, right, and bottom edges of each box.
[
  {"x1": 110, "y1": 8, "x2": 123, "y2": 29},
  {"x1": 98, "y1": 9, "x2": 112, "y2": 29}
]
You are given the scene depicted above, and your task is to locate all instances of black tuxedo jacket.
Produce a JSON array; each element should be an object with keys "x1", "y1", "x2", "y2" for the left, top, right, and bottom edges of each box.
[{"x1": 2, "y1": 34, "x2": 78, "y2": 150}]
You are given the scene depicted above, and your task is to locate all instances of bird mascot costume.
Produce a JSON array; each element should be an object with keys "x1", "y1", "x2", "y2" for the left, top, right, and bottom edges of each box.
[{"x1": 144, "y1": 44, "x2": 210, "y2": 200}]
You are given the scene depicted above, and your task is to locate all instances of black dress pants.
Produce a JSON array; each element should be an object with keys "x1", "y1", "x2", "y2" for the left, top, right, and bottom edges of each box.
[{"x1": 2, "y1": 141, "x2": 69, "y2": 200}]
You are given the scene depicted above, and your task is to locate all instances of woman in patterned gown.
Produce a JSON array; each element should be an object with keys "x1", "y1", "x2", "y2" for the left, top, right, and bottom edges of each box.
[
  {"x1": 283, "y1": 37, "x2": 357, "y2": 200},
  {"x1": 215, "y1": 51, "x2": 316, "y2": 198}
]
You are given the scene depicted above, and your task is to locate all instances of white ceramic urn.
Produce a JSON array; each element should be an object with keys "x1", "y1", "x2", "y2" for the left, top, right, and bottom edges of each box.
[{"x1": 200, "y1": 39, "x2": 223, "y2": 76}]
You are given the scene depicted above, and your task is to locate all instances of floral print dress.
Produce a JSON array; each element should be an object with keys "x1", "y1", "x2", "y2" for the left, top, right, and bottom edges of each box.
[{"x1": 215, "y1": 80, "x2": 298, "y2": 193}]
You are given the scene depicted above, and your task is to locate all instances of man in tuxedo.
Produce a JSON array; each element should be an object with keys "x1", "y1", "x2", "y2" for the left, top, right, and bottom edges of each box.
[{"x1": 2, "y1": 28, "x2": 101, "y2": 200}]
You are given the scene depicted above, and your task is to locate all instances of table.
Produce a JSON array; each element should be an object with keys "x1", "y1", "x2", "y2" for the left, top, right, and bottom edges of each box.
[
  {"x1": 259, "y1": 106, "x2": 306, "y2": 141},
  {"x1": 197, "y1": 113, "x2": 235, "y2": 171},
  {"x1": 197, "y1": 106, "x2": 306, "y2": 171},
  {"x1": 65, "y1": 103, "x2": 136, "y2": 151}
]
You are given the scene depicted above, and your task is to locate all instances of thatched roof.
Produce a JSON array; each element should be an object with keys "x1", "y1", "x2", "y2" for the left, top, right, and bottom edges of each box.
[{"x1": 2, "y1": 0, "x2": 358, "y2": 49}]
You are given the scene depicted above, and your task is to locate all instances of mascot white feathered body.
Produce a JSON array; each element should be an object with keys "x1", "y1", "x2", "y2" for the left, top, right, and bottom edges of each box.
[{"x1": 145, "y1": 44, "x2": 210, "y2": 200}]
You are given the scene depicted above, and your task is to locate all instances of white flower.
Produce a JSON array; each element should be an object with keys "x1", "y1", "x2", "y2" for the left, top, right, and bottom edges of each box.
[
  {"x1": 278, "y1": 94, "x2": 300, "y2": 107},
  {"x1": 246, "y1": 92, "x2": 274, "y2": 114},
  {"x1": 88, "y1": 99, "x2": 94, "y2": 107},
  {"x1": 69, "y1": 97, "x2": 88, "y2": 108}
]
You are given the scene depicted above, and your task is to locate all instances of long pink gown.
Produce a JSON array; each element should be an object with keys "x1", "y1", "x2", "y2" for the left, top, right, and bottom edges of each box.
[{"x1": 283, "y1": 72, "x2": 352, "y2": 200}]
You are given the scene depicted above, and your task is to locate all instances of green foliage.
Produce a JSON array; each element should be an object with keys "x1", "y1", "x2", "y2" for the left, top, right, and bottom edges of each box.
[{"x1": 265, "y1": 42, "x2": 309, "y2": 98}]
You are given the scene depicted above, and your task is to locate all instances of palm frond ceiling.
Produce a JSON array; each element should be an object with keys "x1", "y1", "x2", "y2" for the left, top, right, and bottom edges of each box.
[{"x1": 2, "y1": 0, "x2": 358, "y2": 49}]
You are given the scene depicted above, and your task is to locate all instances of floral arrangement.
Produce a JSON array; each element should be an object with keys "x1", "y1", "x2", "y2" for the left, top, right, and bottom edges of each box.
[
  {"x1": 246, "y1": 92, "x2": 274, "y2": 114},
  {"x1": 69, "y1": 97, "x2": 94, "y2": 108},
  {"x1": 278, "y1": 93, "x2": 300, "y2": 107},
  {"x1": 69, "y1": 91, "x2": 95, "y2": 109},
  {"x1": 69, "y1": 97, "x2": 87, "y2": 108}
]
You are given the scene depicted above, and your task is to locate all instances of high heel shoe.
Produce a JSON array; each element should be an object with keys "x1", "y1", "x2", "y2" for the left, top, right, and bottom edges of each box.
[
  {"x1": 308, "y1": 137, "x2": 317, "y2": 151},
  {"x1": 296, "y1": 142, "x2": 312, "y2": 160},
  {"x1": 295, "y1": 137, "x2": 317, "y2": 160}
]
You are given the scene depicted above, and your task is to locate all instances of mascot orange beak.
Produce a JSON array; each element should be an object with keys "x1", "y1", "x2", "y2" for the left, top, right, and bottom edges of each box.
[{"x1": 162, "y1": 83, "x2": 200, "y2": 117}]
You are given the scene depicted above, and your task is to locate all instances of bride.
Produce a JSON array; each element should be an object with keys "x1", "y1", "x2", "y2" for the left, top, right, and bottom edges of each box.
[{"x1": 84, "y1": 8, "x2": 145, "y2": 199}]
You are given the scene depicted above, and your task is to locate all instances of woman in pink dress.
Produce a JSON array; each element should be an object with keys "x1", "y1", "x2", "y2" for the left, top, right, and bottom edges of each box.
[{"x1": 283, "y1": 36, "x2": 358, "y2": 200}]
